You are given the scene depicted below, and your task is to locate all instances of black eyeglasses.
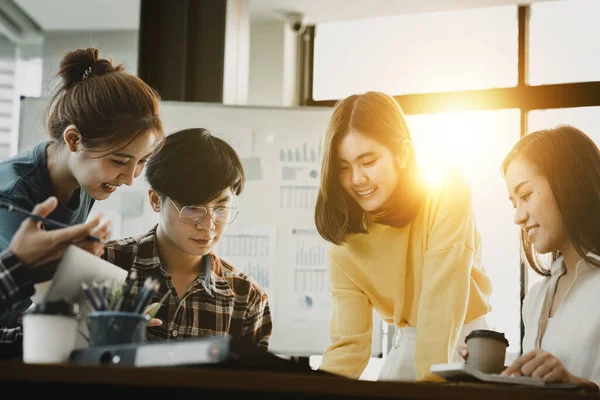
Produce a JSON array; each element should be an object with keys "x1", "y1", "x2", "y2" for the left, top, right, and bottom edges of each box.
[{"x1": 168, "y1": 197, "x2": 239, "y2": 225}]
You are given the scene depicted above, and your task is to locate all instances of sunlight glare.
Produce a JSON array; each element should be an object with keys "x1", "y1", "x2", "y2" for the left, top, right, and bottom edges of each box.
[{"x1": 408, "y1": 110, "x2": 500, "y2": 179}]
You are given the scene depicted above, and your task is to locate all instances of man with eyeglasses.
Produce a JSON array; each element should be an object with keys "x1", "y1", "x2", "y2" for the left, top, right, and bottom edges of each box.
[{"x1": 102, "y1": 128, "x2": 272, "y2": 350}]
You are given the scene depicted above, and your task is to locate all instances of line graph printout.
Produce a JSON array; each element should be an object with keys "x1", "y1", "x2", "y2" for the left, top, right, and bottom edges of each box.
[
  {"x1": 288, "y1": 228, "x2": 332, "y2": 321},
  {"x1": 213, "y1": 227, "x2": 276, "y2": 291}
]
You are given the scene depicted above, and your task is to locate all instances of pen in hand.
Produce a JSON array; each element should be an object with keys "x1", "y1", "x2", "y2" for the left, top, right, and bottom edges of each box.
[{"x1": 0, "y1": 201, "x2": 101, "y2": 242}]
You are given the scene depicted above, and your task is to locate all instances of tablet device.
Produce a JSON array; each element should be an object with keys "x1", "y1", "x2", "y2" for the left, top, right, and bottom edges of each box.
[
  {"x1": 30, "y1": 245, "x2": 128, "y2": 348},
  {"x1": 430, "y1": 362, "x2": 580, "y2": 389}
]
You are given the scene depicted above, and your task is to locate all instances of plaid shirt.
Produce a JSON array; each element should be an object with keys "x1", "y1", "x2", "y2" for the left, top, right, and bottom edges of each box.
[
  {"x1": 0, "y1": 250, "x2": 34, "y2": 358},
  {"x1": 103, "y1": 225, "x2": 272, "y2": 350}
]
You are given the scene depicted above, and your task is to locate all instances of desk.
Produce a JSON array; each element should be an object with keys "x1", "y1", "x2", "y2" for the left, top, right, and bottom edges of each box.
[{"x1": 0, "y1": 361, "x2": 597, "y2": 399}]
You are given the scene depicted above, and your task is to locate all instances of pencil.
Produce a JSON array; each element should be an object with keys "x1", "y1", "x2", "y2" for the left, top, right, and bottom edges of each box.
[
  {"x1": 92, "y1": 281, "x2": 110, "y2": 311},
  {"x1": 116, "y1": 270, "x2": 137, "y2": 312},
  {"x1": 81, "y1": 282, "x2": 100, "y2": 311},
  {"x1": 0, "y1": 201, "x2": 101, "y2": 242}
]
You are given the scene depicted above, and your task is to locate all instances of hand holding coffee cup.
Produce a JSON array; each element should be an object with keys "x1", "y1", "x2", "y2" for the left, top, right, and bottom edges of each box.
[{"x1": 464, "y1": 329, "x2": 509, "y2": 374}]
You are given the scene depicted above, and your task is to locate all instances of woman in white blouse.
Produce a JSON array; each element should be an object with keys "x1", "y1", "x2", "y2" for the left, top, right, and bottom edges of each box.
[{"x1": 501, "y1": 125, "x2": 600, "y2": 392}]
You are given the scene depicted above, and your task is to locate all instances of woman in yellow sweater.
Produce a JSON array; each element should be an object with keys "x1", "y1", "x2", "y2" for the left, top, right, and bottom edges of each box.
[{"x1": 314, "y1": 91, "x2": 493, "y2": 381}]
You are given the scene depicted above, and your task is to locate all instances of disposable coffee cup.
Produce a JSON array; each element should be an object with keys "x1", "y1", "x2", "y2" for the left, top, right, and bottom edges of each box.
[
  {"x1": 22, "y1": 300, "x2": 79, "y2": 364},
  {"x1": 465, "y1": 329, "x2": 509, "y2": 374}
]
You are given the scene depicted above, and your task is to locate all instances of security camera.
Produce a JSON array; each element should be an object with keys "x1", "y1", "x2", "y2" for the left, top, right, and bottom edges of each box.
[
  {"x1": 283, "y1": 12, "x2": 306, "y2": 34},
  {"x1": 291, "y1": 20, "x2": 304, "y2": 33}
]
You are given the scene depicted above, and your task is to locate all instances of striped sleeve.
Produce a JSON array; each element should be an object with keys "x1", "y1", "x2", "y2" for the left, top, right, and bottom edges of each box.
[
  {"x1": 0, "y1": 250, "x2": 33, "y2": 315},
  {"x1": 0, "y1": 249, "x2": 31, "y2": 358},
  {"x1": 0, "y1": 326, "x2": 22, "y2": 358}
]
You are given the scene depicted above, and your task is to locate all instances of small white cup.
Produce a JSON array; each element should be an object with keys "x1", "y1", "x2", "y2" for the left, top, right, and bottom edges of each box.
[{"x1": 22, "y1": 303, "x2": 79, "y2": 364}]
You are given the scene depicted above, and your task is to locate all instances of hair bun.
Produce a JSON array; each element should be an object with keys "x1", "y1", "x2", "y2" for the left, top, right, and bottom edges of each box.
[{"x1": 57, "y1": 47, "x2": 124, "y2": 89}]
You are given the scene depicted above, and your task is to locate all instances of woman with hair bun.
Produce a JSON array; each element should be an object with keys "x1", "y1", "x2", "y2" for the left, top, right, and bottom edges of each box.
[{"x1": 0, "y1": 47, "x2": 164, "y2": 332}]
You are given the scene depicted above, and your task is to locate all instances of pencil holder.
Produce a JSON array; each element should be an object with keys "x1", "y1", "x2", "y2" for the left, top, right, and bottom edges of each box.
[{"x1": 87, "y1": 311, "x2": 150, "y2": 346}]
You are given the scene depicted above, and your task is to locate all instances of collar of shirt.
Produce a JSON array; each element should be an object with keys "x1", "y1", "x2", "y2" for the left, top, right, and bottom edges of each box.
[
  {"x1": 536, "y1": 251, "x2": 600, "y2": 347},
  {"x1": 550, "y1": 251, "x2": 600, "y2": 278},
  {"x1": 129, "y1": 225, "x2": 233, "y2": 298}
]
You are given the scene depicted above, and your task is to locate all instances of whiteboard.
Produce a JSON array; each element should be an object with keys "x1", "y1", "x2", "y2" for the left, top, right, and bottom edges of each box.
[{"x1": 18, "y1": 97, "x2": 384, "y2": 357}]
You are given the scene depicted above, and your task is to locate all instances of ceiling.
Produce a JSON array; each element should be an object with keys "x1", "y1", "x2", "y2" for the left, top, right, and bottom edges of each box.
[
  {"x1": 14, "y1": 0, "x2": 559, "y2": 31},
  {"x1": 249, "y1": 0, "x2": 558, "y2": 23}
]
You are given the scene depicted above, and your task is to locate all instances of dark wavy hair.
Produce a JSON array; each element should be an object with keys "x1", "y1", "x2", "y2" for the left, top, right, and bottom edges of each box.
[{"x1": 145, "y1": 128, "x2": 244, "y2": 205}]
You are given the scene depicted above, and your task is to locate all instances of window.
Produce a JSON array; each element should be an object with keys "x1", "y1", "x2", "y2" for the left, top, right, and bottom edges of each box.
[
  {"x1": 407, "y1": 109, "x2": 522, "y2": 354},
  {"x1": 17, "y1": 57, "x2": 42, "y2": 98},
  {"x1": 313, "y1": 6, "x2": 518, "y2": 100},
  {"x1": 529, "y1": 0, "x2": 600, "y2": 85},
  {"x1": 529, "y1": 107, "x2": 600, "y2": 140}
]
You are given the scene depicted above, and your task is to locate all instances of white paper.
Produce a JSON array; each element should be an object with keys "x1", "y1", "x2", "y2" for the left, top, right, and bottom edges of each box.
[
  {"x1": 287, "y1": 228, "x2": 332, "y2": 321},
  {"x1": 277, "y1": 136, "x2": 323, "y2": 209},
  {"x1": 212, "y1": 226, "x2": 276, "y2": 293},
  {"x1": 212, "y1": 128, "x2": 254, "y2": 158}
]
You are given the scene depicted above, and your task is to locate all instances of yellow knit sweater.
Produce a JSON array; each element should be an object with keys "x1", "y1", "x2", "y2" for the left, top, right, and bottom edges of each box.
[{"x1": 319, "y1": 171, "x2": 493, "y2": 381}]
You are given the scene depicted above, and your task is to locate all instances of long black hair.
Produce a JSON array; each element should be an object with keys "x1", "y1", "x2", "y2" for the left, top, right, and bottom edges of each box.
[{"x1": 502, "y1": 125, "x2": 600, "y2": 275}]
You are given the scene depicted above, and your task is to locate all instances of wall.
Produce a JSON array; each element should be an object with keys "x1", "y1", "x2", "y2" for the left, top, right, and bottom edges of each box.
[
  {"x1": 223, "y1": 0, "x2": 250, "y2": 105},
  {"x1": 41, "y1": 30, "x2": 139, "y2": 95},
  {"x1": 248, "y1": 20, "x2": 298, "y2": 107},
  {"x1": 39, "y1": 21, "x2": 298, "y2": 108}
]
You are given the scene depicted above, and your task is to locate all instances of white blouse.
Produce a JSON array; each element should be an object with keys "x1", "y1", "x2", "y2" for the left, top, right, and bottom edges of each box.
[{"x1": 522, "y1": 253, "x2": 600, "y2": 386}]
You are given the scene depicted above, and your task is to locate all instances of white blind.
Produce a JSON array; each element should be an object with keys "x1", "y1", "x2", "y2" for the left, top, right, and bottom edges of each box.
[{"x1": 0, "y1": 57, "x2": 14, "y2": 160}]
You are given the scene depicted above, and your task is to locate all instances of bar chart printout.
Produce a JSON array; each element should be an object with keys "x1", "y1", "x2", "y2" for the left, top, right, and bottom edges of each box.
[
  {"x1": 279, "y1": 186, "x2": 319, "y2": 209},
  {"x1": 290, "y1": 228, "x2": 332, "y2": 321},
  {"x1": 279, "y1": 139, "x2": 322, "y2": 163},
  {"x1": 279, "y1": 137, "x2": 322, "y2": 210},
  {"x1": 214, "y1": 228, "x2": 275, "y2": 291}
]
